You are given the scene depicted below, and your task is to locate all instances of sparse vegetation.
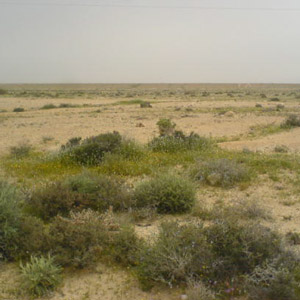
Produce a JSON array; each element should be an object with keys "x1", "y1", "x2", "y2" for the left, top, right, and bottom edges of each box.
[{"x1": 13, "y1": 107, "x2": 25, "y2": 112}]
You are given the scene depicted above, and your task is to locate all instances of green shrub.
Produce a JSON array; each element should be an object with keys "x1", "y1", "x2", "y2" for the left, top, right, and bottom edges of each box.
[
  {"x1": 115, "y1": 139, "x2": 144, "y2": 160},
  {"x1": 191, "y1": 158, "x2": 250, "y2": 187},
  {"x1": 28, "y1": 172, "x2": 132, "y2": 221},
  {"x1": 10, "y1": 142, "x2": 32, "y2": 158},
  {"x1": 274, "y1": 145, "x2": 289, "y2": 153},
  {"x1": 0, "y1": 88, "x2": 7, "y2": 95},
  {"x1": 20, "y1": 255, "x2": 62, "y2": 297},
  {"x1": 49, "y1": 210, "x2": 108, "y2": 268},
  {"x1": 0, "y1": 181, "x2": 22, "y2": 260},
  {"x1": 28, "y1": 182, "x2": 76, "y2": 221},
  {"x1": 109, "y1": 225, "x2": 142, "y2": 266},
  {"x1": 136, "y1": 222, "x2": 213, "y2": 289},
  {"x1": 13, "y1": 107, "x2": 25, "y2": 112},
  {"x1": 270, "y1": 97, "x2": 280, "y2": 102},
  {"x1": 69, "y1": 131, "x2": 122, "y2": 165},
  {"x1": 204, "y1": 220, "x2": 282, "y2": 279},
  {"x1": 156, "y1": 118, "x2": 176, "y2": 136},
  {"x1": 281, "y1": 114, "x2": 300, "y2": 128},
  {"x1": 149, "y1": 132, "x2": 211, "y2": 153},
  {"x1": 61, "y1": 137, "x2": 82, "y2": 150},
  {"x1": 40, "y1": 103, "x2": 57, "y2": 110},
  {"x1": 140, "y1": 101, "x2": 152, "y2": 108},
  {"x1": 133, "y1": 174, "x2": 196, "y2": 214},
  {"x1": 65, "y1": 172, "x2": 133, "y2": 212},
  {"x1": 246, "y1": 261, "x2": 298, "y2": 300}
]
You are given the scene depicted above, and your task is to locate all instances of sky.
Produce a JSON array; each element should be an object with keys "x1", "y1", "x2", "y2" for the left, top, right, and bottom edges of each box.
[{"x1": 0, "y1": 0, "x2": 300, "y2": 83}]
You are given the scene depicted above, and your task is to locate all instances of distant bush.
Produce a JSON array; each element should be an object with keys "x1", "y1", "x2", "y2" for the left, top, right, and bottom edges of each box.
[
  {"x1": 40, "y1": 103, "x2": 57, "y2": 109},
  {"x1": 49, "y1": 210, "x2": 108, "y2": 268},
  {"x1": 156, "y1": 118, "x2": 176, "y2": 136},
  {"x1": 66, "y1": 131, "x2": 123, "y2": 165},
  {"x1": 140, "y1": 101, "x2": 152, "y2": 108},
  {"x1": 10, "y1": 142, "x2": 32, "y2": 158},
  {"x1": 149, "y1": 131, "x2": 211, "y2": 153},
  {"x1": 281, "y1": 114, "x2": 300, "y2": 128},
  {"x1": 270, "y1": 97, "x2": 280, "y2": 102},
  {"x1": 133, "y1": 174, "x2": 196, "y2": 214},
  {"x1": 0, "y1": 88, "x2": 7, "y2": 95},
  {"x1": 260, "y1": 93, "x2": 267, "y2": 98},
  {"x1": 0, "y1": 181, "x2": 22, "y2": 260},
  {"x1": 20, "y1": 255, "x2": 62, "y2": 297},
  {"x1": 274, "y1": 145, "x2": 289, "y2": 153},
  {"x1": 61, "y1": 137, "x2": 82, "y2": 150},
  {"x1": 191, "y1": 158, "x2": 250, "y2": 188},
  {"x1": 59, "y1": 103, "x2": 76, "y2": 108},
  {"x1": 13, "y1": 107, "x2": 25, "y2": 112},
  {"x1": 28, "y1": 172, "x2": 132, "y2": 221}
]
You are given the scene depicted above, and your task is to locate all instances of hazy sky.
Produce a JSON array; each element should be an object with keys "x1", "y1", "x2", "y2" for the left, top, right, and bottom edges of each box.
[{"x1": 0, "y1": 0, "x2": 300, "y2": 83}]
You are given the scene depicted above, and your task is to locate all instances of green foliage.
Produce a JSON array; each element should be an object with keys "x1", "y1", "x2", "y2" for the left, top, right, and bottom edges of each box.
[
  {"x1": 61, "y1": 137, "x2": 82, "y2": 150},
  {"x1": 149, "y1": 131, "x2": 212, "y2": 153},
  {"x1": 49, "y1": 210, "x2": 108, "y2": 268},
  {"x1": 204, "y1": 220, "x2": 282, "y2": 279},
  {"x1": 40, "y1": 103, "x2": 57, "y2": 110},
  {"x1": 281, "y1": 114, "x2": 300, "y2": 128},
  {"x1": 0, "y1": 88, "x2": 7, "y2": 95},
  {"x1": 0, "y1": 181, "x2": 22, "y2": 260},
  {"x1": 13, "y1": 107, "x2": 25, "y2": 112},
  {"x1": 10, "y1": 142, "x2": 32, "y2": 158},
  {"x1": 133, "y1": 174, "x2": 196, "y2": 214},
  {"x1": 136, "y1": 222, "x2": 213, "y2": 289},
  {"x1": 68, "y1": 131, "x2": 122, "y2": 165},
  {"x1": 191, "y1": 158, "x2": 250, "y2": 187},
  {"x1": 246, "y1": 260, "x2": 299, "y2": 300},
  {"x1": 20, "y1": 255, "x2": 62, "y2": 297},
  {"x1": 156, "y1": 118, "x2": 176, "y2": 136},
  {"x1": 28, "y1": 172, "x2": 132, "y2": 221}
]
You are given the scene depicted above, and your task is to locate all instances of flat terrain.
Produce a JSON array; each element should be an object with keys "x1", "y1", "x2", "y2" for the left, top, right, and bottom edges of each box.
[{"x1": 1, "y1": 83, "x2": 300, "y2": 300}]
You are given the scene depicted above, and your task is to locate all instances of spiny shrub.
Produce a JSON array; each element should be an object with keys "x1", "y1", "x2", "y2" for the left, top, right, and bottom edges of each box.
[
  {"x1": 20, "y1": 255, "x2": 62, "y2": 297},
  {"x1": 133, "y1": 174, "x2": 196, "y2": 214},
  {"x1": 13, "y1": 107, "x2": 25, "y2": 112},
  {"x1": 49, "y1": 210, "x2": 108, "y2": 268},
  {"x1": 281, "y1": 114, "x2": 300, "y2": 128},
  {"x1": 0, "y1": 181, "x2": 22, "y2": 260},
  {"x1": 66, "y1": 131, "x2": 123, "y2": 165},
  {"x1": 149, "y1": 131, "x2": 211, "y2": 153},
  {"x1": 136, "y1": 222, "x2": 213, "y2": 289},
  {"x1": 10, "y1": 142, "x2": 32, "y2": 158},
  {"x1": 246, "y1": 260, "x2": 299, "y2": 300},
  {"x1": 28, "y1": 172, "x2": 132, "y2": 221},
  {"x1": 191, "y1": 158, "x2": 250, "y2": 188},
  {"x1": 204, "y1": 220, "x2": 282, "y2": 279}
]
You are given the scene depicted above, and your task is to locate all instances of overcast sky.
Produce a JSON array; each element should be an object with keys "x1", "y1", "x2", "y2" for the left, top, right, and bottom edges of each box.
[{"x1": 0, "y1": 0, "x2": 300, "y2": 83}]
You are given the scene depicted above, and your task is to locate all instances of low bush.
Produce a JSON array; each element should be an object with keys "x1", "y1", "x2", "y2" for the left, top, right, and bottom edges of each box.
[
  {"x1": 66, "y1": 131, "x2": 123, "y2": 165},
  {"x1": 13, "y1": 107, "x2": 25, "y2": 112},
  {"x1": 0, "y1": 88, "x2": 7, "y2": 95},
  {"x1": 49, "y1": 210, "x2": 108, "y2": 268},
  {"x1": 204, "y1": 220, "x2": 282, "y2": 279},
  {"x1": 20, "y1": 255, "x2": 62, "y2": 297},
  {"x1": 136, "y1": 222, "x2": 213, "y2": 289},
  {"x1": 61, "y1": 137, "x2": 82, "y2": 150},
  {"x1": 28, "y1": 172, "x2": 133, "y2": 221},
  {"x1": 246, "y1": 260, "x2": 299, "y2": 300},
  {"x1": 274, "y1": 145, "x2": 289, "y2": 153},
  {"x1": 10, "y1": 142, "x2": 32, "y2": 158},
  {"x1": 40, "y1": 103, "x2": 57, "y2": 110},
  {"x1": 191, "y1": 158, "x2": 250, "y2": 188},
  {"x1": 281, "y1": 114, "x2": 300, "y2": 128},
  {"x1": 149, "y1": 131, "x2": 211, "y2": 153},
  {"x1": 186, "y1": 282, "x2": 216, "y2": 300},
  {"x1": 270, "y1": 97, "x2": 280, "y2": 102},
  {"x1": 0, "y1": 181, "x2": 22, "y2": 260},
  {"x1": 156, "y1": 118, "x2": 176, "y2": 136},
  {"x1": 133, "y1": 174, "x2": 196, "y2": 214}
]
